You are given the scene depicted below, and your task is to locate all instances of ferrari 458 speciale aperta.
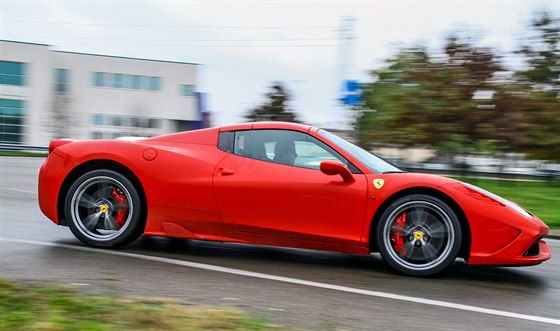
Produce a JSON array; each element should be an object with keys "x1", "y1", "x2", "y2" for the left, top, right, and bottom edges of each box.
[{"x1": 38, "y1": 122, "x2": 551, "y2": 276}]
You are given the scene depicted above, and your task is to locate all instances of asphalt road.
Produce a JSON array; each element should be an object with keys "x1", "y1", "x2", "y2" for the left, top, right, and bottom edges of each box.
[{"x1": 1, "y1": 156, "x2": 559, "y2": 330}]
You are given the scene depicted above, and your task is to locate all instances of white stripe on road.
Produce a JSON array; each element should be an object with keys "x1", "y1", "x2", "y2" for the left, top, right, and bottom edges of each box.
[
  {"x1": 3, "y1": 188, "x2": 36, "y2": 195},
  {"x1": 1, "y1": 237, "x2": 558, "y2": 326}
]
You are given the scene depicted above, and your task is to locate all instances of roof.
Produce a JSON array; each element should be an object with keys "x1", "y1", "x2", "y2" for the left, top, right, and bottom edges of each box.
[
  {"x1": 54, "y1": 50, "x2": 199, "y2": 66},
  {"x1": 220, "y1": 121, "x2": 312, "y2": 132},
  {"x1": 0, "y1": 39, "x2": 199, "y2": 66},
  {"x1": 0, "y1": 39, "x2": 50, "y2": 47}
]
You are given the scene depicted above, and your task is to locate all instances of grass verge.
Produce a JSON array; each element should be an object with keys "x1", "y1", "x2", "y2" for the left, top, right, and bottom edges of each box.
[
  {"x1": 0, "y1": 279, "x2": 284, "y2": 331},
  {"x1": 0, "y1": 151, "x2": 48, "y2": 157},
  {"x1": 454, "y1": 177, "x2": 560, "y2": 228}
]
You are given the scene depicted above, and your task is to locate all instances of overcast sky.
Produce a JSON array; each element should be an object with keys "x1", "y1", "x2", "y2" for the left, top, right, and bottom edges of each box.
[{"x1": 1, "y1": 0, "x2": 558, "y2": 128}]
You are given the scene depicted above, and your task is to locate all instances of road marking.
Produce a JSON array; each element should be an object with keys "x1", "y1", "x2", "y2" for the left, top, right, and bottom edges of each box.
[
  {"x1": 3, "y1": 187, "x2": 36, "y2": 195},
  {"x1": 1, "y1": 237, "x2": 559, "y2": 326}
]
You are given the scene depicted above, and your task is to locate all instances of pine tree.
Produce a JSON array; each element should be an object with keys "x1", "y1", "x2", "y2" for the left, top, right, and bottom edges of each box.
[{"x1": 246, "y1": 83, "x2": 300, "y2": 123}]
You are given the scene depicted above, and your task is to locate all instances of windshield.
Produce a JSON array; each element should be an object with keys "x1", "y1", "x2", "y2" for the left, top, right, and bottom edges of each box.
[{"x1": 318, "y1": 129, "x2": 403, "y2": 174}]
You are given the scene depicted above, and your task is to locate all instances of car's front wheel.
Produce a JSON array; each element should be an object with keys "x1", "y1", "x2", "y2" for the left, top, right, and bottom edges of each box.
[
  {"x1": 376, "y1": 194, "x2": 462, "y2": 276},
  {"x1": 65, "y1": 169, "x2": 144, "y2": 248}
]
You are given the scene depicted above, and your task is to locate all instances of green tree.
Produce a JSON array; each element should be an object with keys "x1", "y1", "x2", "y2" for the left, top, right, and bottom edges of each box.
[
  {"x1": 512, "y1": 12, "x2": 560, "y2": 161},
  {"x1": 358, "y1": 12, "x2": 559, "y2": 162},
  {"x1": 246, "y1": 82, "x2": 300, "y2": 123},
  {"x1": 359, "y1": 38, "x2": 504, "y2": 154},
  {"x1": 359, "y1": 48, "x2": 439, "y2": 147},
  {"x1": 442, "y1": 35, "x2": 505, "y2": 153},
  {"x1": 517, "y1": 12, "x2": 560, "y2": 86}
]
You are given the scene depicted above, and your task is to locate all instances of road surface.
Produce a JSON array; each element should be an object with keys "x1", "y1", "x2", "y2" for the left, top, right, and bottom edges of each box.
[{"x1": 1, "y1": 156, "x2": 559, "y2": 330}]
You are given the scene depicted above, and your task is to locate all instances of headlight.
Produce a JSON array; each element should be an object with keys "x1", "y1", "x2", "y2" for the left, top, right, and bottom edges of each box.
[{"x1": 460, "y1": 182, "x2": 533, "y2": 219}]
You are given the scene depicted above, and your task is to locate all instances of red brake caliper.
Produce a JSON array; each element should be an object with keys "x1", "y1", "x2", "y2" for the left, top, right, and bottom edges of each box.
[
  {"x1": 391, "y1": 212, "x2": 407, "y2": 255},
  {"x1": 111, "y1": 187, "x2": 128, "y2": 228}
]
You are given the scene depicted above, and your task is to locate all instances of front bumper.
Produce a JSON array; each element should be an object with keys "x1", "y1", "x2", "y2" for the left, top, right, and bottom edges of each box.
[{"x1": 468, "y1": 225, "x2": 551, "y2": 266}]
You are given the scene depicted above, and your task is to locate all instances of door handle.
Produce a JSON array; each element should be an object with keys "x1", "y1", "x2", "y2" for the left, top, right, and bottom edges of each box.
[{"x1": 219, "y1": 168, "x2": 234, "y2": 176}]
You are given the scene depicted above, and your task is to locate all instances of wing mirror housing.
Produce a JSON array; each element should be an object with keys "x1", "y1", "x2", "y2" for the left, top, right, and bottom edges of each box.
[{"x1": 320, "y1": 160, "x2": 355, "y2": 183}]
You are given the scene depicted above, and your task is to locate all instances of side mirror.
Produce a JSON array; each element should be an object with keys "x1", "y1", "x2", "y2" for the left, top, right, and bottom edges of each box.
[{"x1": 320, "y1": 160, "x2": 355, "y2": 183}]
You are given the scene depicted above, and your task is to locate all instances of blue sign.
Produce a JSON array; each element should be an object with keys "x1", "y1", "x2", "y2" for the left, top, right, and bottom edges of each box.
[{"x1": 340, "y1": 80, "x2": 363, "y2": 106}]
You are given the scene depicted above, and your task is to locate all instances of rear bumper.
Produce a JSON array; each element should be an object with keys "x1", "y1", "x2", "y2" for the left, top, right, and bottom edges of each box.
[{"x1": 38, "y1": 152, "x2": 74, "y2": 225}]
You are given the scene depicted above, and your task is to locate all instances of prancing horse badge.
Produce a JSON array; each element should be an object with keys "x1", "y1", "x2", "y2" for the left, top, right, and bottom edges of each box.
[{"x1": 373, "y1": 178, "x2": 384, "y2": 189}]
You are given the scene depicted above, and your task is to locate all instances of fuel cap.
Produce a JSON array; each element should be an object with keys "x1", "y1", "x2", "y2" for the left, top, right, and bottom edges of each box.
[{"x1": 142, "y1": 148, "x2": 158, "y2": 161}]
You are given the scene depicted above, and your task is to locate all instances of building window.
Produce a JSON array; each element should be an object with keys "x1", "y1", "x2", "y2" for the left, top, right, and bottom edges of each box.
[
  {"x1": 132, "y1": 75, "x2": 140, "y2": 90},
  {"x1": 180, "y1": 84, "x2": 195, "y2": 97},
  {"x1": 91, "y1": 114, "x2": 104, "y2": 125},
  {"x1": 112, "y1": 116, "x2": 122, "y2": 126},
  {"x1": 93, "y1": 72, "x2": 105, "y2": 87},
  {"x1": 150, "y1": 77, "x2": 160, "y2": 91},
  {"x1": 139, "y1": 76, "x2": 148, "y2": 90},
  {"x1": 113, "y1": 74, "x2": 123, "y2": 88},
  {"x1": 92, "y1": 72, "x2": 161, "y2": 92},
  {"x1": 131, "y1": 76, "x2": 139, "y2": 89},
  {"x1": 104, "y1": 73, "x2": 113, "y2": 87},
  {"x1": 148, "y1": 118, "x2": 160, "y2": 129},
  {"x1": 0, "y1": 99, "x2": 26, "y2": 144},
  {"x1": 0, "y1": 61, "x2": 26, "y2": 86},
  {"x1": 54, "y1": 69, "x2": 70, "y2": 93},
  {"x1": 89, "y1": 113, "x2": 161, "y2": 138},
  {"x1": 121, "y1": 75, "x2": 128, "y2": 88}
]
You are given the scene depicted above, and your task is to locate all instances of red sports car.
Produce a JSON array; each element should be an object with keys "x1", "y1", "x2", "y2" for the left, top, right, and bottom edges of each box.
[{"x1": 38, "y1": 122, "x2": 551, "y2": 276}]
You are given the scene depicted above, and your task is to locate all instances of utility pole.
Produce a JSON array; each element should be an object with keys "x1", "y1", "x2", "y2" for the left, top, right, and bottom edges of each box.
[{"x1": 334, "y1": 16, "x2": 358, "y2": 131}]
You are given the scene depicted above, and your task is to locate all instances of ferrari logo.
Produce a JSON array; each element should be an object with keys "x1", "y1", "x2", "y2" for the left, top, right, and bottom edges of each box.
[{"x1": 373, "y1": 179, "x2": 384, "y2": 189}]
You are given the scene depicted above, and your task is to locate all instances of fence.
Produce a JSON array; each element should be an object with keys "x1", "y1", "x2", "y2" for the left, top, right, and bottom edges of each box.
[{"x1": 0, "y1": 143, "x2": 48, "y2": 152}]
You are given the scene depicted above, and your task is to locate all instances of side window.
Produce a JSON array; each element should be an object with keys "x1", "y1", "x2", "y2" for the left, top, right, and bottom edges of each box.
[
  {"x1": 292, "y1": 140, "x2": 340, "y2": 169},
  {"x1": 234, "y1": 130, "x2": 270, "y2": 161},
  {"x1": 218, "y1": 131, "x2": 234, "y2": 153},
  {"x1": 230, "y1": 129, "x2": 353, "y2": 171}
]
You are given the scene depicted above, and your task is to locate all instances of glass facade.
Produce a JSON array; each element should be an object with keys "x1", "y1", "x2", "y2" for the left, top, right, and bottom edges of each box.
[
  {"x1": 91, "y1": 72, "x2": 162, "y2": 91},
  {"x1": 0, "y1": 61, "x2": 26, "y2": 86},
  {"x1": 0, "y1": 99, "x2": 25, "y2": 143}
]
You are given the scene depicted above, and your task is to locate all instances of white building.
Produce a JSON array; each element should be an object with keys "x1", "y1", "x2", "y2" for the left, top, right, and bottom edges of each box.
[{"x1": 0, "y1": 40, "x2": 207, "y2": 146}]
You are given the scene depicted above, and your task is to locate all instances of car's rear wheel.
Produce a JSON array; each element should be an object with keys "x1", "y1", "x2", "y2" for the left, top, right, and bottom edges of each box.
[
  {"x1": 376, "y1": 194, "x2": 462, "y2": 276},
  {"x1": 65, "y1": 169, "x2": 143, "y2": 248}
]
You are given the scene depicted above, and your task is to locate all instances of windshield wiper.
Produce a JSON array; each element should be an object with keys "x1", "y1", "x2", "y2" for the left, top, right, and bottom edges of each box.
[{"x1": 382, "y1": 171, "x2": 405, "y2": 174}]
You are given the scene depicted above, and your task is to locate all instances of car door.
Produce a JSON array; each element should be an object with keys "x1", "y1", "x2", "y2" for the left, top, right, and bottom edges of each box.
[{"x1": 213, "y1": 129, "x2": 368, "y2": 246}]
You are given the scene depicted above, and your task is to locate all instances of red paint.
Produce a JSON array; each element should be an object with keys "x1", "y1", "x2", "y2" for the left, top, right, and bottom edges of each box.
[{"x1": 38, "y1": 122, "x2": 551, "y2": 267}]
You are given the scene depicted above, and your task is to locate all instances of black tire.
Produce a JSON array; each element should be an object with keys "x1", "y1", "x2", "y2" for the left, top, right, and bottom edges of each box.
[
  {"x1": 65, "y1": 169, "x2": 144, "y2": 248},
  {"x1": 376, "y1": 194, "x2": 462, "y2": 277}
]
